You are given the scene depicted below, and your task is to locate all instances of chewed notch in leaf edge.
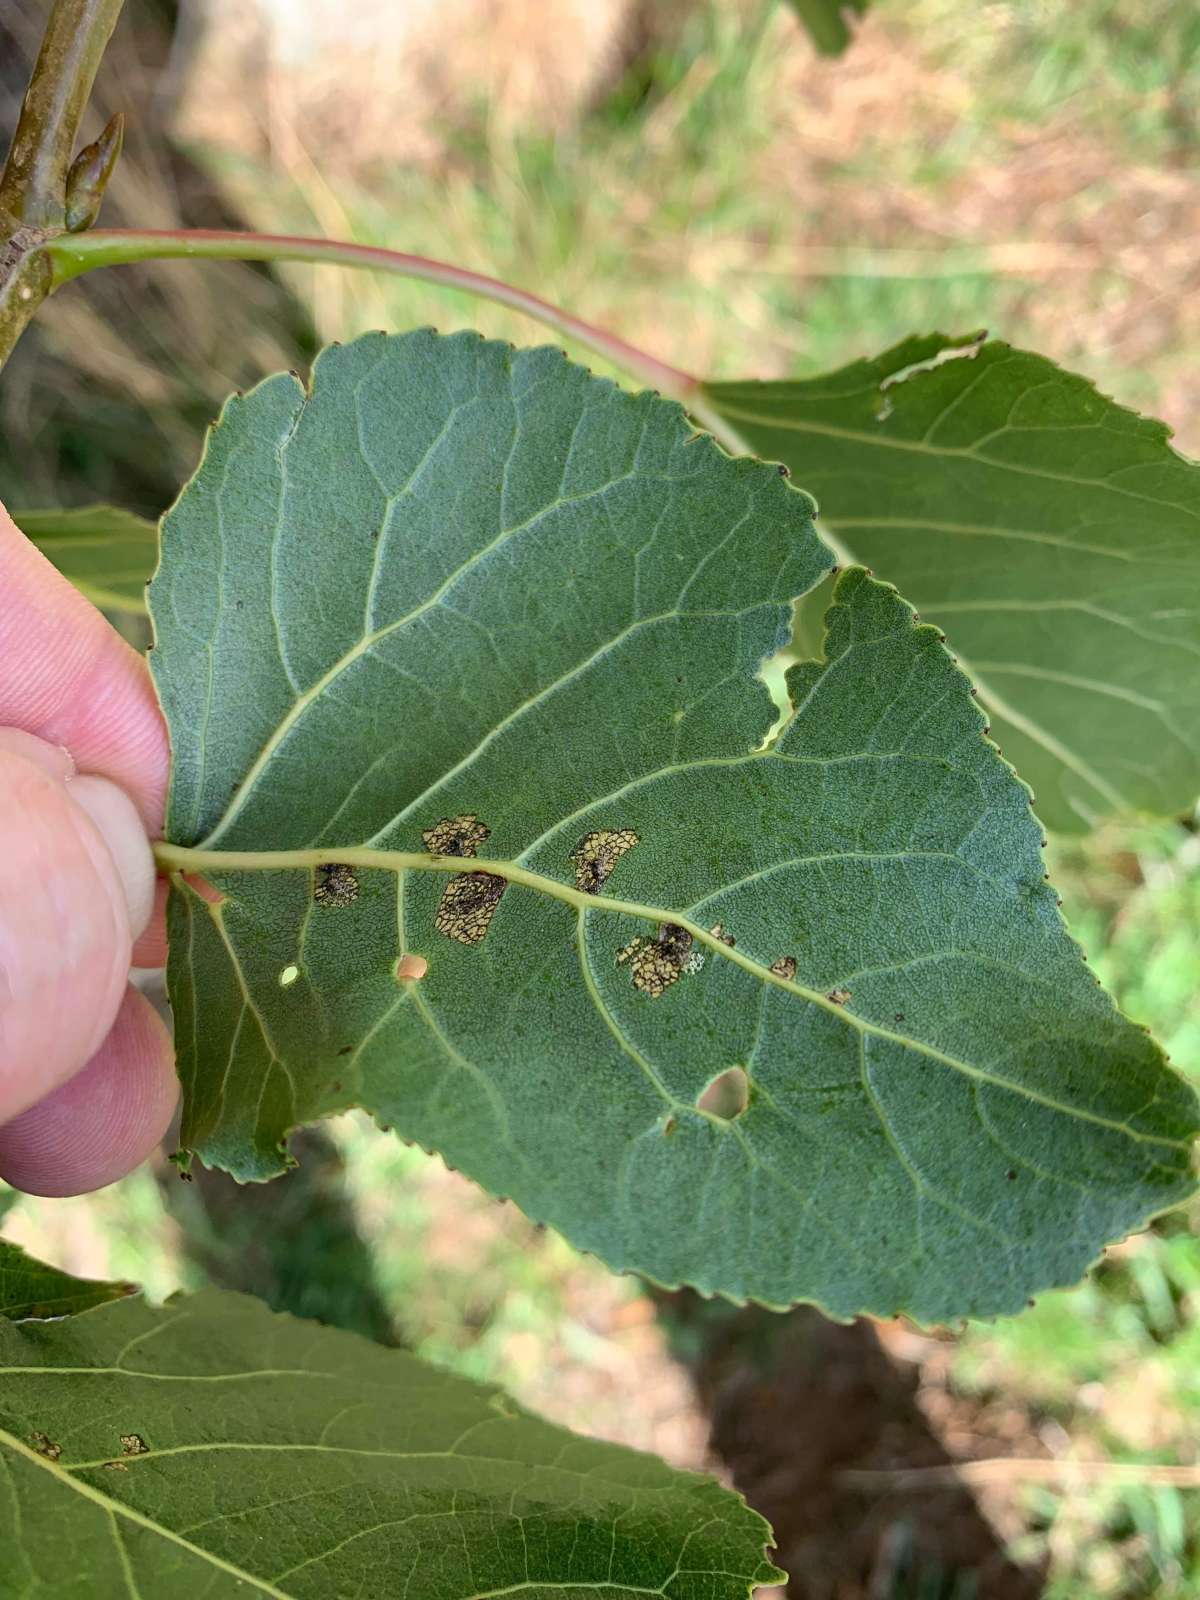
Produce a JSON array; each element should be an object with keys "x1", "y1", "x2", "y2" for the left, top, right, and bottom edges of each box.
[{"x1": 150, "y1": 330, "x2": 1199, "y2": 1325}]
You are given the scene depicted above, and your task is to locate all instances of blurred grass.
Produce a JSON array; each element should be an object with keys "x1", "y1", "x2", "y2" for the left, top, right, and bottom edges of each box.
[
  {"x1": 951, "y1": 812, "x2": 1200, "y2": 1598},
  {"x1": 184, "y1": 0, "x2": 1200, "y2": 452},
  {"x1": 4, "y1": 0, "x2": 1200, "y2": 1593}
]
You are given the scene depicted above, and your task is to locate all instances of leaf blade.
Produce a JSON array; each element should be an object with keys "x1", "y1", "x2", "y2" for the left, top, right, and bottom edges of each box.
[
  {"x1": 0, "y1": 1239, "x2": 132, "y2": 1322},
  {"x1": 151, "y1": 331, "x2": 1198, "y2": 1324},
  {"x1": 704, "y1": 336, "x2": 1200, "y2": 831},
  {"x1": 0, "y1": 1287, "x2": 782, "y2": 1595},
  {"x1": 11, "y1": 503, "x2": 156, "y2": 618}
]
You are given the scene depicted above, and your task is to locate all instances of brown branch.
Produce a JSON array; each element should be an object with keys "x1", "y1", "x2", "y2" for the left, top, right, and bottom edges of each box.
[{"x1": 0, "y1": 0, "x2": 125, "y2": 230}]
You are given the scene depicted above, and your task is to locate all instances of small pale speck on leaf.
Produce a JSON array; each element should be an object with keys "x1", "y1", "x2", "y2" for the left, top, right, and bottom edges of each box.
[
  {"x1": 828, "y1": 988, "x2": 852, "y2": 1006},
  {"x1": 29, "y1": 1432, "x2": 61, "y2": 1461},
  {"x1": 314, "y1": 862, "x2": 359, "y2": 907},
  {"x1": 569, "y1": 828, "x2": 639, "y2": 894},
  {"x1": 396, "y1": 953, "x2": 429, "y2": 982},
  {"x1": 279, "y1": 964, "x2": 299, "y2": 987},
  {"x1": 770, "y1": 956, "x2": 797, "y2": 981},
  {"x1": 436, "y1": 871, "x2": 507, "y2": 944},
  {"x1": 422, "y1": 814, "x2": 490, "y2": 858}
]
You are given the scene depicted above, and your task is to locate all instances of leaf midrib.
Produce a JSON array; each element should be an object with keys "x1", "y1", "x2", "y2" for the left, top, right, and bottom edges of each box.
[{"x1": 156, "y1": 841, "x2": 1187, "y2": 1152}]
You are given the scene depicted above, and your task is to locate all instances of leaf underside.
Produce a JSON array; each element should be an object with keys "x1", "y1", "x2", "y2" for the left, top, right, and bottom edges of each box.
[
  {"x1": 0, "y1": 1239, "x2": 131, "y2": 1322},
  {"x1": 704, "y1": 335, "x2": 1200, "y2": 832},
  {"x1": 12, "y1": 504, "x2": 156, "y2": 617},
  {"x1": 0, "y1": 1288, "x2": 781, "y2": 1596},
  {"x1": 152, "y1": 330, "x2": 1198, "y2": 1325}
]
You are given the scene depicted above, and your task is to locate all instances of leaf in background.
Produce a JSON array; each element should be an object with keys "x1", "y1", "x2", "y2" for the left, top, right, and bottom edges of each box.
[
  {"x1": 786, "y1": 0, "x2": 871, "y2": 55},
  {"x1": 703, "y1": 336, "x2": 1200, "y2": 832},
  {"x1": 12, "y1": 504, "x2": 156, "y2": 618},
  {"x1": 0, "y1": 1239, "x2": 132, "y2": 1321},
  {"x1": 151, "y1": 331, "x2": 1197, "y2": 1324},
  {"x1": 0, "y1": 1287, "x2": 782, "y2": 1596}
]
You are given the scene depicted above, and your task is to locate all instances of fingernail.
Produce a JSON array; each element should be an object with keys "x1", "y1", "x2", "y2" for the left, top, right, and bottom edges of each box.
[{"x1": 0, "y1": 728, "x2": 75, "y2": 782}]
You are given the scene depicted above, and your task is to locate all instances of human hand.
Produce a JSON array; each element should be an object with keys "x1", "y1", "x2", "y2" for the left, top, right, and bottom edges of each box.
[{"x1": 0, "y1": 501, "x2": 178, "y2": 1196}]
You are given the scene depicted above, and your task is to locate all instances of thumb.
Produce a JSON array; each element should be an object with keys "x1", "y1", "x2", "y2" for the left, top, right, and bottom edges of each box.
[{"x1": 0, "y1": 729, "x2": 155, "y2": 1125}]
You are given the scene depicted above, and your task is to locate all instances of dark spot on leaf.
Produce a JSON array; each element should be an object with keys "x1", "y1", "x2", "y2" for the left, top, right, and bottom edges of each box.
[
  {"x1": 617, "y1": 922, "x2": 694, "y2": 998},
  {"x1": 570, "y1": 828, "x2": 639, "y2": 893},
  {"x1": 337, "y1": 1045, "x2": 353, "y2": 1056},
  {"x1": 436, "y1": 871, "x2": 507, "y2": 944},
  {"x1": 1007, "y1": 1170, "x2": 1018, "y2": 1181},
  {"x1": 894, "y1": 1012, "x2": 905, "y2": 1022},
  {"x1": 314, "y1": 863, "x2": 359, "y2": 907},
  {"x1": 770, "y1": 956, "x2": 797, "y2": 980},
  {"x1": 663, "y1": 1115, "x2": 678, "y2": 1136},
  {"x1": 422, "y1": 814, "x2": 490, "y2": 858},
  {"x1": 777, "y1": 462, "x2": 790, "y2": 476},
  {"x1": 828, "y1": 987, "x2": 852, "y2": 1006},
  {"x1": 29, "y1": 1432, "x2": 61, "y2": 1461},
  {"x1": 697, "y1": 1066, "x2": 750, "y2": 1121},
  {"x1": 120, "y1": 1434, "x2": 149, "y2": 1456}
]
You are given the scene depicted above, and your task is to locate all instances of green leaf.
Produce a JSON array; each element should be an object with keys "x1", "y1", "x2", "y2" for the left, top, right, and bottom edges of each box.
[
  {"x1": 11, "y1": 503, "x2": 156, "y2": 617},
  {"x1": 785, "y1": 0, "x2": 871, "y2": 55},
  {"x1": 703, "y1": 335, "x2": 1200, "y2": 832},
  {"x1": 0, "y1": 1287, "x2": 782, "y2": 1596},
  {"x1": 0, "y1": 1238, "x2": 132, "y2": 1321},
  {"x1": 150, "y1": 331, "x2": 1198, "y2": 1325}
]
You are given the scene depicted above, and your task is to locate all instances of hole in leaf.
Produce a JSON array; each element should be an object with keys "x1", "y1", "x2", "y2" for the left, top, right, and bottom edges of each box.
[
  {"x1": 279, "y1": 964, "x2": 299, "y2": 987},
  {"x1": 696, "y1": 1066, "x2": 750, "y2": 1122}
]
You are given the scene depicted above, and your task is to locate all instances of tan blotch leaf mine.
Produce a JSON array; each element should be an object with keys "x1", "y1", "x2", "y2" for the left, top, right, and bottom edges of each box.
[
  {"x1": 616, "y1": 922, "x2": 694, "y2": 998},
  {"x1": 828, "y1": 987, "x2": 852, "y2": 1006},
  {"x1": 395, "y1": 953, "x2": 429, "y2": 982},
  {"x1": 709, "y1": 922, "x2": 736, "y2": 947},
  {"x1": 770, "y1": 956, "x2": 798, "y2": 981},
  {"x1": 313, "y1": 862, "x2": 360, "y2": 907},
  {"x1": 436, "y1": 871, "x2": 508, "y2": 945},
  {"x1": 29, "y1": 1432, "x2": 61, "y2": 1462},
  {"x1": 120, "y1": 1434, "x2": 149, "y2": 1456},
  {"x1": 422, "y1": 814, "x2": 490, "y2": 858},
  {"x1": 569, "y1": 828, "x2": 639, "y2": 893}
]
